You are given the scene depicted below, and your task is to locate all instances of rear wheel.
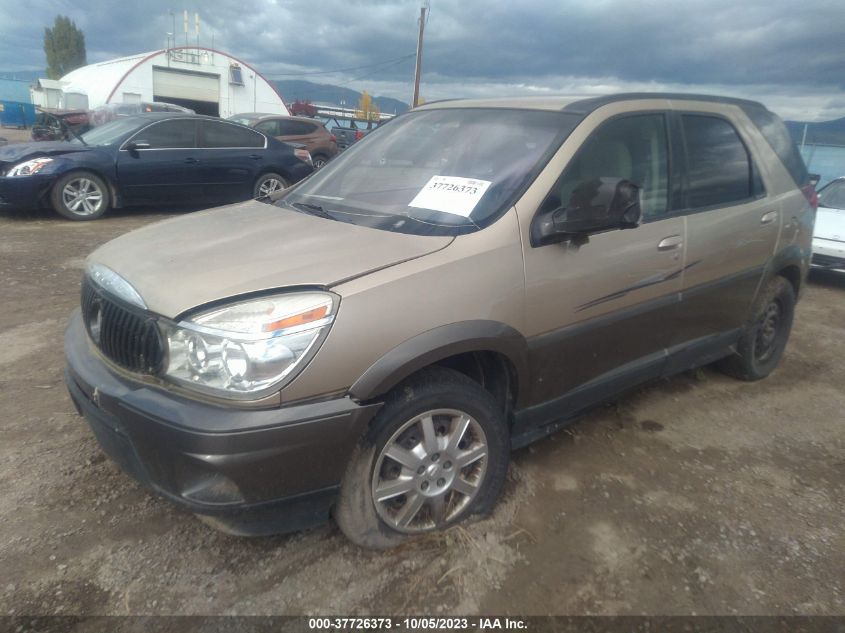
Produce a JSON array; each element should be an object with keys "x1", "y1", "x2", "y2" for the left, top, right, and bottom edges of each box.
[
  {"x1": 253, "y1": 172, "x2": 288, "y2": 199},
  {"x1": 716, "y1": 276, "x2": 795, "y2": 381},
  {"x1": 334, "y1": 368, "x2": 509, "y2": 549},
  {"x1": 50, "y1": 171, "x2": 109, "y2": 220},
  {"x1": 312, "y1": 154, "x2": 329, "y2": 169}
]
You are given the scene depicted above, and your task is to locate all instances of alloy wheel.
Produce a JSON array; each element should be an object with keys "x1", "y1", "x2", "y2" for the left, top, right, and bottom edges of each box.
[
  {"x1": 371, "y1": 408, "x2": 488, "y2": 533},
  {"x1": 258, "y1": 177, "x2": 284, "y2": 196},
  {"x1": 62, "y1": 177, "x2": 104, "y2": 216}
]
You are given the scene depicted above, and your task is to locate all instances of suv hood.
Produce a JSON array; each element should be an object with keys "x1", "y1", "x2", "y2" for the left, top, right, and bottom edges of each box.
[{"x1": 88, "y1": 200, "x2": 453, "y2": 318}]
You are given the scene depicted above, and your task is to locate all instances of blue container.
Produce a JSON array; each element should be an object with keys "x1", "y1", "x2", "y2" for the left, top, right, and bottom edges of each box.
[{"x1": 0, "y1": 100, "x2": 36, "y2": 128}]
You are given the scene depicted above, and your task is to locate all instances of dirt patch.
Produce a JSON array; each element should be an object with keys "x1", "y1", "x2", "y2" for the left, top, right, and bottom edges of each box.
[{"x1": 0, "y1": 208, "x2": 843, "y2": 616}]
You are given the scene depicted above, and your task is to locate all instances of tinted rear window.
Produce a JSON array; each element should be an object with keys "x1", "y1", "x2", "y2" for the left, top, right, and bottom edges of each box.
[
  {"x1": 741, "y1": 105, "x2": 808, "y2": 187},
  {"x1": 682, "y1": 115, "x2": 753, "y2": 208},
  {"x1": 199, "y1": 121, "x2": 264, "y2": 148}
]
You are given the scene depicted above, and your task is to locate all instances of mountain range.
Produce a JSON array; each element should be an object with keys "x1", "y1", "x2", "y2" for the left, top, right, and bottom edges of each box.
[{"x1": 271, "y1": 79, "x2": 409, "y2": 115}]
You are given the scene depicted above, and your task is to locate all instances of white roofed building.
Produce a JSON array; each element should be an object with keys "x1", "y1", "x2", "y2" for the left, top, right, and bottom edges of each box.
[{"x1": 59, "y1": 46, "x2": 288, "y2": 117}]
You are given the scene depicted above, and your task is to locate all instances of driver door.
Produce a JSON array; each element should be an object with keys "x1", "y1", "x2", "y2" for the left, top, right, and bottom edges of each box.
[
  {"x1": 116, "y1": 118, "x2": 201, "y2": 204},
  {"x1": 515, "y1": 109, "x2": 686, "y2": 419}
]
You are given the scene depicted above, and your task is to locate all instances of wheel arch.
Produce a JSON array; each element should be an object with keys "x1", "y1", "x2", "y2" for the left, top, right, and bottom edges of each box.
[
  {"x1": 348, "y1": 320, "x2": 531, "y2": 412},
  {"x1": 767, "y1": 243, "x2": 808, "y2": 299}
]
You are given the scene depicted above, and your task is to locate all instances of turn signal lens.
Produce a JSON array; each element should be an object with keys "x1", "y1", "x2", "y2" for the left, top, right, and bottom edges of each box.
[{"x1": 264, "y1": 305, "x2": 328, "y2": 332}]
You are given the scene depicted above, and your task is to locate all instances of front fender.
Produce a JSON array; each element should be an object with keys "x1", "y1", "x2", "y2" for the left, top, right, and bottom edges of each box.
[{"x1": 348, "y1": 320, "x2": 530, "y2": 406}]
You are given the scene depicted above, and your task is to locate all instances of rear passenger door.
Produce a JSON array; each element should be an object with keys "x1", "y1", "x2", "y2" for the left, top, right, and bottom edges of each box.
[
  {"x1": 669, "y1": 110, "x2": 777, "y2": 356},
  {"x1": 197, "y1": 120, "x2": 267, "y2": 201}
]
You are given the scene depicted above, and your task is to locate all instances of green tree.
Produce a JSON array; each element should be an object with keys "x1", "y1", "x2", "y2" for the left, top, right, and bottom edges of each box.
[
  {"x1": 356, "y1": 90, "x2": 380, "y2": 121},
  {"x1": 44, "y1": 15, "x2": 87, "y2": 79}
]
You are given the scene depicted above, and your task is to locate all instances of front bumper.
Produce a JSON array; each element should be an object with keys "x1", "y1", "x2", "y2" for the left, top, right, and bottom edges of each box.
[
  {"x1": 0, "y1": 174, "x2": 53, "y2": 209},
  {"x1": 64, "y1": 310, "x2": 381, "y2": 535},
  {"x1": 812, "y1": 237, "x2": 845, "y2": 272}
]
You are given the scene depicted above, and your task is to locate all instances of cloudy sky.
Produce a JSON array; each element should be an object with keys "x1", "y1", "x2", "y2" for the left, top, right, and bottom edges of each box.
[{"x1": 1, "y1": 0, "x2": 843, "y2": 120}]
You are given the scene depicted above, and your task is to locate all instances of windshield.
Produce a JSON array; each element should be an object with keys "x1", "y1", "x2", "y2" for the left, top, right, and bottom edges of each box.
[
  {"x1": 73, "y1": 117, "x2": 146, "y2": 146},
  {"x1": 229, "y1": 116, "x2": 257, "y2": 126},
  {"x1": 280, "y1": 108, "x2": 581, "y2": 236}
]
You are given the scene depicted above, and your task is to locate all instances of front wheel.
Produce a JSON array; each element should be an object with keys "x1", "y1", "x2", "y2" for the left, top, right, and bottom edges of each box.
[
  {"x1": 716, "y1": 276, "x2": 795, "y2": 381},
  {"x1": 334, "y1": 368, "x2": 510, "y2": 549},
  {"x1": 253, "y1": 172, "x2": 288, "y2": 199},
  {"x1": 50, "y1": 171, "x2": 110, "y2": 220}
]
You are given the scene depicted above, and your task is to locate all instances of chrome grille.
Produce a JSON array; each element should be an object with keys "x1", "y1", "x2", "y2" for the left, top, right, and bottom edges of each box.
[{"x1": 81, "y1": 277, "x2": 164, "y2": 374}]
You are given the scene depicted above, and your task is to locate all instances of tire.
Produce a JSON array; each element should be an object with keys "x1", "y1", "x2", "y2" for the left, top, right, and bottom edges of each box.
[
  {"x1": 716, "y1": 276, "x2": 795, "y2": 381},
  {"x1": 312, "y1": 154, "x2": 329, "y2": 170},
  {"x1": 50, "y1": 171, "x2": 110, "y2": 220},
  {"x1": 253, "y1": 172, "x2": 288, "y2": 199},
  {"x1": 334, "y1": 367, "x2": 510, "y2": 549}
]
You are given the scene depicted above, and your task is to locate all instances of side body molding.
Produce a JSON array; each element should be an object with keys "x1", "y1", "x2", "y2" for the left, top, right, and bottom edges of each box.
[{"x1": 348, "y1": 320, "x2": 531, "y2": 406}]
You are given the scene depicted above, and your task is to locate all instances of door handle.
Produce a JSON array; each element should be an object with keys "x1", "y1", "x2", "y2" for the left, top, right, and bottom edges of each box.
[
  {"x1": 248, "y1": 154, "x2": 263, "y2": 160},
  {"x1": 760, "y1": 210, "x2": 778, "y2": 225},
  {"x1": 184, "y1": 157, "x2": 199, "y2": 164},
  {"x1": 657, "y1": 235, "x2": 683, "y2": 251}
]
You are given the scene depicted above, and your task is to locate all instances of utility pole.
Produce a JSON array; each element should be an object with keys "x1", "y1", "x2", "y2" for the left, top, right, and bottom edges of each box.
[{"x1": 412, "y1": 3, "x2": 427, "y2": 108}]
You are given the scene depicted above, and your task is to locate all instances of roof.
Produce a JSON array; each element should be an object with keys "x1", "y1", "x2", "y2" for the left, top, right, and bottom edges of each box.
[
  {"x1": 36, "y1": 78, "x2": 65, "y2": 90},
  {"x1": 60, "y1": 52, "x2": 156, "y2": 105},
  {"x1": 416, "y1": 92, "x2": 767, "y2": 115}
]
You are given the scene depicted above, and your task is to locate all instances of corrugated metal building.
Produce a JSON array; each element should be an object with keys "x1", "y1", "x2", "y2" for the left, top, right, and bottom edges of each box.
[{"x1": 59, "y1": 47, "x2": 288, "y2": 117}]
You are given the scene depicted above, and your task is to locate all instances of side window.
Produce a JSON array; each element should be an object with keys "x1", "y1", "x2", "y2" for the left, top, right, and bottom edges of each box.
[
  {"x1": 682, "y1": 115, "x2": 755, "y2": 208},
  {"x1": 539, "y1": 113, "x2": 669, "y2": 221},
  {"x1": 199, "y1": 121, "x2": 264, "y2": 148},
  {"x1": 820, "y1": 180, "x2": 845, "y2": 209},
  {"x1": 254, "y1": 120, "x2": 279, "y2": 136},
  {"x1": 136, "y1": 119, "x2": 196, "y2": 148},
  {"x1": 277, "y1": 120, "x2": 311, "y2": 136}
]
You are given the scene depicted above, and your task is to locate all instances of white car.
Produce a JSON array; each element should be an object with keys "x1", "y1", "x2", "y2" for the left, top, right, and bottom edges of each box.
[{"x1": 813, "y1": 177, "x2": 845, "y2": 272}]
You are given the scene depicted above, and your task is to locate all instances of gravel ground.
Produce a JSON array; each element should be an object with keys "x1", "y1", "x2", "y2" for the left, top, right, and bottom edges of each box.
[{"x1": 0, "y1": 206, "x2": 843, "y2": 616}]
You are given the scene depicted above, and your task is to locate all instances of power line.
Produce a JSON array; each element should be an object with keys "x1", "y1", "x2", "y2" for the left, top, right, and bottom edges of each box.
[
  {"x1": 338, "y1": 55, "x2": 416, "y2": 86},
  {"x1": 262, "y1": 53, "x2": 416, "y2": 78}
]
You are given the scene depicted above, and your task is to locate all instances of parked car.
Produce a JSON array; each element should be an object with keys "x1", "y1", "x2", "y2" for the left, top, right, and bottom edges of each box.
[
  {"x1": 31, "y1": 108, "x2": 91, "y2": 141},
  {"x1": 319, "y1": 116, "x2": 376, "y2": 150},
  {"x1": 812, "y1": 176, "x2": 845, "y2": 272},
  {"x1": 229, "y1": 113, "x2": 338, "y2": 169},
  {"x1": 65, "y1": 94, "x2": 814, "y2": 548},
  {"x1": 88, "y1": 101, "x2": 194, "y2": 128},
  {"x1": 0, "y1": 113, "x2": 313, "y2": 220}
]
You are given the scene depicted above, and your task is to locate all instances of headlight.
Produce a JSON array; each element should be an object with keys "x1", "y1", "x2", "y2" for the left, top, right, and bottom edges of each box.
[
  {"x1": 162, "y1": 292, "x2": 337, "y2": 398},
  {"x1": 7, "y1": 157, "x2": 53, "y2": 177}
]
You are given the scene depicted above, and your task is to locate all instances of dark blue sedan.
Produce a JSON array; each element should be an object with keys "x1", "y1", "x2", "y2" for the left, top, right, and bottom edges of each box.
[{"x1": 0, "y1": 114, "x2": 314, "y2": 220}]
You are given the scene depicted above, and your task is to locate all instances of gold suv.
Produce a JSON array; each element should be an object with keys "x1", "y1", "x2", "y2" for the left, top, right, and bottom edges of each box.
[{"x1": 65, "y1": 94, "x2": 816, "y2": 548}]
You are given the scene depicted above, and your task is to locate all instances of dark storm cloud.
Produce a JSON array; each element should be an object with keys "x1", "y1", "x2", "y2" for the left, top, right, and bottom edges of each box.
[{"x1": 1, "y1": 0, "x2": 843, "y2": 117}]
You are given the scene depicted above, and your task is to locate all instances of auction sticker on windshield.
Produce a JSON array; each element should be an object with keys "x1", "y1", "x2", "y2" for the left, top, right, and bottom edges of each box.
[{"x1": 408, "y1": 175, "x2": 492, "y2": 217}]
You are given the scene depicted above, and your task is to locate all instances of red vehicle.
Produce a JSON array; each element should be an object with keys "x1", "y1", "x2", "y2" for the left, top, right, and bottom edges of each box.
[{"x1": 31, "y1": 109, "x2": 90, "y2": 141}]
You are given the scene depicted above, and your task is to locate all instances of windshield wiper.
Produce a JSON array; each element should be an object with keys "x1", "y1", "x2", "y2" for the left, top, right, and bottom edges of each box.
[{"x1": 288, "y1": 201, "x2": 335, "y2": 220}]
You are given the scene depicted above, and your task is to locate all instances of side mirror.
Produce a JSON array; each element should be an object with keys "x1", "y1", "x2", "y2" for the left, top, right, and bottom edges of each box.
[
  {"x1": 126, "y1": 140, "x2": 151, "y2": 152},
  {"x1": 531, "y1": 177, "x2": 642, "y2": 247}
]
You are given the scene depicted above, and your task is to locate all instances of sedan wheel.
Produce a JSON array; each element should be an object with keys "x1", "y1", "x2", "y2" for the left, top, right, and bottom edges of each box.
[
  {"x1": 62, "y1": 178, "x2": 104, "y2": 216},
  {"x1": 50, "y1": 171, "x2": 110, "y2": 220},
  {"x1": 254, "y1": 172, "x2": 288, "y2": 198},
  {"x1": 371, "y1": 408, "x2": 488, "y2": 533}
]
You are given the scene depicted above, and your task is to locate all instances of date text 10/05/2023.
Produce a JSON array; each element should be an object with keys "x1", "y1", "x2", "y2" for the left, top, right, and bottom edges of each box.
[{"x1": 307, "y1": 617, "x2": 528, "y2": 630}]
